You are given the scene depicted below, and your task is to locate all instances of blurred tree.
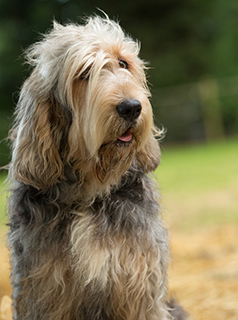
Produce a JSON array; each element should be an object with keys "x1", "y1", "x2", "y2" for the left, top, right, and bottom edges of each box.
[
  {"x1": 0, "y1": 0, "x2": 238, "y2": 165},
  {"x1": 0, "y1": 0, "x2": 220, "y2": 113}
]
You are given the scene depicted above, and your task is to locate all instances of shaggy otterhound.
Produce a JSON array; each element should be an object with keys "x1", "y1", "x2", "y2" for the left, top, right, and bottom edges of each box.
[{"x1": 8, "y1": 15, "x2": 189, "y2": 320}]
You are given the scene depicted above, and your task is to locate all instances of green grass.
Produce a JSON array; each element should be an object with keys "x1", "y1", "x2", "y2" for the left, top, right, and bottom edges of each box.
[
  {"x1": 156, "y1": 137, "x2": 238, "y2": 231},
  {"x1": 0, "y1": 173, "x2": 9, "y2": 230},
  {"x1": 159, "y1": 139, "x2": 238, "y2": 192},
  {"x1": 1, "y1": 138, "x2": 238, "y2": 231}
]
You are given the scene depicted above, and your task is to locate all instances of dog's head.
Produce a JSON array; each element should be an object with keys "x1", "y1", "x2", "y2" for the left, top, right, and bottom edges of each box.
[{"x1": 10, "y1": 15, "x2": 162, "y2": 196}]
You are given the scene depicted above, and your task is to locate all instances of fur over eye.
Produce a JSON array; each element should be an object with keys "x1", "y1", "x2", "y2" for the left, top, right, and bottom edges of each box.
[
  {"x1": 119, "y1": 59, "x2": 128, "y2": 69},
  {"x1": 80, "y1": 66, "x2": 91, "y2": 80}
]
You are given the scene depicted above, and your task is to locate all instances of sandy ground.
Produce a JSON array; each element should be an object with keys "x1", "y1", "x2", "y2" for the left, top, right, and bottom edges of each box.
[
  {"x1": 0, "y1": 225, "x2": 238, "y2": 320},
  {"x1": 168, "y1": 225, "x2": 238, "y2": 320}
]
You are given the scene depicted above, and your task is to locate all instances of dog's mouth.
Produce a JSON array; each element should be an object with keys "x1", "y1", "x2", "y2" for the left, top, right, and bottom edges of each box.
[
  {"x1": 117, "y1": 128, "x2": 132, "y2": 143},
  {"x1": 100, "y1": 128, "x2": 134, "y2": 150}
]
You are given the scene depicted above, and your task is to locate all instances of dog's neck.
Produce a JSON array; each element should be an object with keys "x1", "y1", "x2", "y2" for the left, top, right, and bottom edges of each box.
[{"x1": 11, "y1": 159, "x2": 153, "y2": 223}]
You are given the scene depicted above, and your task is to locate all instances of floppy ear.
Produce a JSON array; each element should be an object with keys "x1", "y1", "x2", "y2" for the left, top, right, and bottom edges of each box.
[
  {"x1": 10, "y1": 77, "x2": 67, "y2": 190},
  {"x1": 136, "y1": 132, "x2": 161, "y2": 173}
]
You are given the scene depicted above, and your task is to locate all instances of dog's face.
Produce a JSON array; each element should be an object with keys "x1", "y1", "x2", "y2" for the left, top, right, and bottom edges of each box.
[{"x1": 10, "y1": 16, "x2": 162, "y2": 196}]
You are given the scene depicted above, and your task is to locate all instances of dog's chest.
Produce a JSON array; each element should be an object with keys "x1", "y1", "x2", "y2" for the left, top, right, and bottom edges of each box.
[{"x1": 70, "y1": 199, "x2": 162, "y2": 293}]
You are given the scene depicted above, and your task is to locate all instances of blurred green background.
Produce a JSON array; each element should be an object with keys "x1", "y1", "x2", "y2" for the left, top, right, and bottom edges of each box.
[
  {"x1": 1, "y1": 0, "x2": 238, "y2": 168},
  {"x1": 0, "y1": 0, "x2": 237, "y2": 229},
  {"x1": 0, "y1": 3, "x2": 238, "y2": 318}
]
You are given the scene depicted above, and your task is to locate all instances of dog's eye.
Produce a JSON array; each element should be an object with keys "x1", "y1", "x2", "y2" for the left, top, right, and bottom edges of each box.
[
  {"x1": 80, "y1": 67, "x2": 91, "y2": 80},
  {"x1": 119, "y1": 60, "x2": 129, "y2": 69}
]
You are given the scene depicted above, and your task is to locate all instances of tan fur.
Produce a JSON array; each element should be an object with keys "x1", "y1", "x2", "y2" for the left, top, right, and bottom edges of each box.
[
  {"x1": 7, "y1": 15, "x2": 190, "y2": 320},
  {"x1": 9, "y1": 16, "x2": 162, "y2": 200}
]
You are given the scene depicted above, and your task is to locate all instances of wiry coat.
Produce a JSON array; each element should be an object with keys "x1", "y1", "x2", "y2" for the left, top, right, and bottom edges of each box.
[
  {"x1": 9, "y1": 165, "x2": 169, "y2": 320},
  {"x1": 8, "y1": 15, "x2": 189, "y2": 320}
]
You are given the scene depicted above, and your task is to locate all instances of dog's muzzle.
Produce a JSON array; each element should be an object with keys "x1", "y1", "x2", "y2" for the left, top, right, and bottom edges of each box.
[{"x1": 116, "y1": 99, "x2": 142, "y2": 122}]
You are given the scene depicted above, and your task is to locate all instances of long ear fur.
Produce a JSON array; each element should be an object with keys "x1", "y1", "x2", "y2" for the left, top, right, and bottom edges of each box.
[
  {"x1": 9, "y1": 73, "x2": 68, "y2": 190},
  {"x1": 136, "y1": 131, "x2": 162, "y2": 173}
]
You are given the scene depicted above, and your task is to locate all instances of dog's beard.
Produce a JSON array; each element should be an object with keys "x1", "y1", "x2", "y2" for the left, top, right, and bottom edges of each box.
[{"x1": 95, "y1": 138, "x2": 137, "y2": 184}]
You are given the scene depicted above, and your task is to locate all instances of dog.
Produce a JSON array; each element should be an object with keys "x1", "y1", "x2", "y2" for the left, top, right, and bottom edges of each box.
[{"x1": 8, "y1": 15, "x2": 190, "y2": 320}]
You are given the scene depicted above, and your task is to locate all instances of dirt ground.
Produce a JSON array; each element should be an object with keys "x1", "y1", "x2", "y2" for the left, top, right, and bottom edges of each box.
[
  {"x1": 0, "y1": 225, "x2": 238, "y2": 320},
  {"x1": 169, "y1": 225, "x2": 238, "y2": 320}
]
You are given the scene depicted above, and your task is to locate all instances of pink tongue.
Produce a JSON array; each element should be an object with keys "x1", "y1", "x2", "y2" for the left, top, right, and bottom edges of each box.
[{"x1": 118, "y1": 129, "x2": 132, "y2": 142}]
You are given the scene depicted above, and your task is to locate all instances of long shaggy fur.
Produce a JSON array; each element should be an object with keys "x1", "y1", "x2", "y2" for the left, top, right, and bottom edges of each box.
[{"x1": 8, "y1": 15, "x2": 189, "y2": 320}]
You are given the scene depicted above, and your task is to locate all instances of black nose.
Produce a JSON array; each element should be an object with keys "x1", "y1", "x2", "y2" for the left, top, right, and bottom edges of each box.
[{"x1": 116, "y1": 99, "x2": 142, "y2": 121}]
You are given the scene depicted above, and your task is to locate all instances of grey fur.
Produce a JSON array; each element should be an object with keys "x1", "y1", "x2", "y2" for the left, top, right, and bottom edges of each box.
[{"x1": 7, "y1": 15, "x2": 191, "y2": 320}]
